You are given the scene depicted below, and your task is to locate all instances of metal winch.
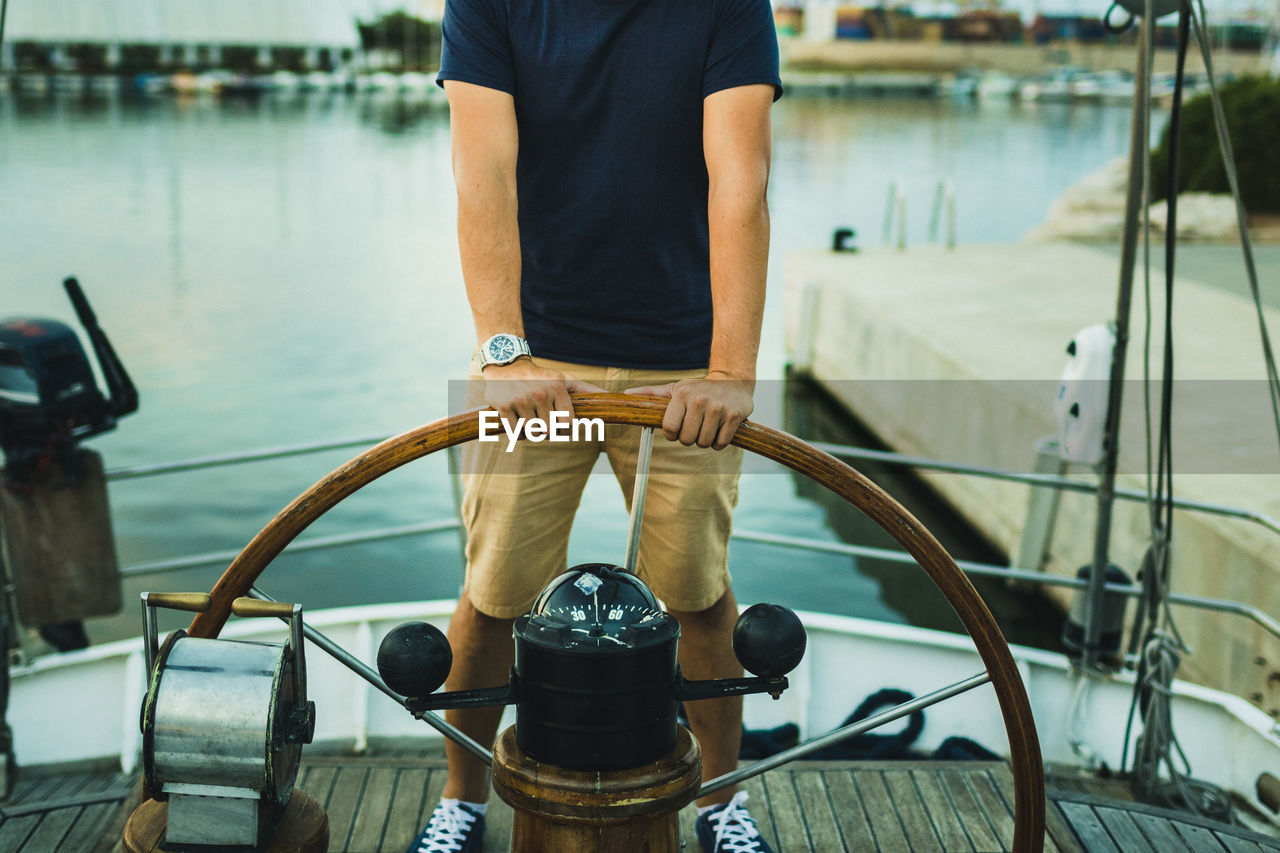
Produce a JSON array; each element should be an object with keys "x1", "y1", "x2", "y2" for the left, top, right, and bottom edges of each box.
[{"x1": 139, "y1": 593, "x2": 316, "y2": 849}]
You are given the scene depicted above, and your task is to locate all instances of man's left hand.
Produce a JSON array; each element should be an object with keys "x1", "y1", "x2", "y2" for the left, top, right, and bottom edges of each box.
[{"x1": 624, "y1": 374, "x2": 754, "y2": 450}]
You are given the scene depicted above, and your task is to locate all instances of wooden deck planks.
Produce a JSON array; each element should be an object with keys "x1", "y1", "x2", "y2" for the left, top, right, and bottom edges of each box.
[
  {"x1": 17, "y1": 802, "x2": 78, "y2": 851},
  {"x1": 883, "y1": 770, "x2": 943, "y2": 853},
  {"x1": 824, "y1": 768, "x2": 879, "y2": 852},
  {"x1": 1173, "y1": 820, "x2": 1232, "y2": 852},
  {"x1": 58, "y1": 801, "x2": 119, "y2": 853},
  {"x1": 29, "y1": 756, "x2": 1280, "y2": 852},
  {"x1": 379, "y1": 768, "x2": 429, "y2": 853},
  {"x1": 1131, "y1": 809, "x2": 1194, "y2": 851},
  {"x1": 300, "y1": 765, "x2": 339, "y2": 813},
  {"x1": 0, "y1": 813, "x2": 41, "y2": 850},
  {"x1": 792, "y1": 768, "x2": 846, "y2": 851},
  {"x1": 965, "y1": 769, "x2": 1017, "y2": 852},
  {"x1": 764, "y1": 768, "x2": 812, "y2": 851},
  {"x1": 940, "y1": 768, "x2": 1004, "y2": 852},
  {"x1": 347, "y1": 767, "x2": 398, "y2": 851},
  {"x1": 1218, "y1": 836, "x2": 1267, "y2": 853},
  {"x1": 1092, "y1": 806, "x2": 1155, "y2": 853},
  {"x1": 0, "y1": 765, "x2": 134, "y2": 853},
  {"x1": 325, "y1": 766, "x2": 369, "y2": 852},
  {"x1": 856, "y1": 770, "x2": 914, "y2": 852},
  {"x1": 911, "y1": 768, "x2": 974, "y2": 852},
  {"x1": 1057, "y1": 802, "x2": 1119, "y2": 853},
  {"x1": 1052, "y1": 788, "x2": 1280, "y2": 853}
]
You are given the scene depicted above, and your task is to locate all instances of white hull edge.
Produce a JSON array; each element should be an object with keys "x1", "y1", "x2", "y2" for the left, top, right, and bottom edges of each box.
[{"x1": 12, "y1": 601, "x2": 1280, "y2": 825}]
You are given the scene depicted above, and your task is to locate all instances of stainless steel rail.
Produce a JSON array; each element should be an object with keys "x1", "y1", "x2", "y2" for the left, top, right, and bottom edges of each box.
[
  {"x1": 246, "y1": 586, "x2": 494, "y2": 766},
  {"x1": 119, "y1": 519, "x2": 461, "y2": 577},
  {"x1": 115, "y1": 517, "x2": 1280, "y2": 644},
  {"x1": 730, "y1": 528, "x2": 1280, "y2": 643},
  {"x1": 809, "y1": 441, "x2": 1280, "y2": 539},
  {"x1": 105, "y1": 435, "x2": 1280, "y2": 643},
  {"x1": 105, "y1": 434, "x2": 1280, "y2": 539},
  {"x1": 105, "y1": 435, "x2": 391, "y2": 480},
  {"x1": 623, "y1": 427, "x2": 655, "y2": 573},
  {"x1": 698, "y1": 671, "x2": 992, "y2": 797}
]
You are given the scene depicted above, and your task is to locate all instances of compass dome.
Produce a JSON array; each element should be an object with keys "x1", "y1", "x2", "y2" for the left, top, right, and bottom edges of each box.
[{"x1": 521, "y1": 564, "x2": 677, "y2": 651}]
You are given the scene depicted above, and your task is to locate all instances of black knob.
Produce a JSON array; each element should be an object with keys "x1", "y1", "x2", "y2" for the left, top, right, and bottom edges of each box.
[
  {"x1": 377, "y1": 622, "x2": 453, "y2": 698},
  {"x1": 732, "y1": 604, "x2": 806, "y2": 679}
]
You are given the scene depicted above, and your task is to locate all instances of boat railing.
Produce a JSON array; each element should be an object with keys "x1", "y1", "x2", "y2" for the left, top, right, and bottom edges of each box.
[{"x1": 98, "y1": 431, "x2": 1280, "y2": 646}]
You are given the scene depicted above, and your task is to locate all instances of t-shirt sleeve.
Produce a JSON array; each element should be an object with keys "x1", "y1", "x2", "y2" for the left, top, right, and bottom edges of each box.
[
  {"x1": 702, "y1": 0, "x2": 783, "y2": 102},
  {"x1": 435, "y1": 0, "x2": 515, "y2": 95}
]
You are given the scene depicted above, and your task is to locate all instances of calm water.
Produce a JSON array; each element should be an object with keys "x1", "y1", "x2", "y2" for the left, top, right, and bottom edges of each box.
[{"x1": 0, "y1": 89, "x2": 1137, "y2": 646}]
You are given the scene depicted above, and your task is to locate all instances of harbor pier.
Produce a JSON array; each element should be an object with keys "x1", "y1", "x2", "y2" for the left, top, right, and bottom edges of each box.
[{"x1": 784, "y1": 240, "x2": 1280, "y2": 711}]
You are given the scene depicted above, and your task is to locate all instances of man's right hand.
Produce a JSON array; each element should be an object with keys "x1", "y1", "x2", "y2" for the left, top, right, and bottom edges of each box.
[{"x1": 482, "y1": 358, "x2": 605, "y2": 423}]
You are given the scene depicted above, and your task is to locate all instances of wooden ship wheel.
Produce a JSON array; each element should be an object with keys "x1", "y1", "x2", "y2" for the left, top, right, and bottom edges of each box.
[{"x1": 160, "y1": 393, "x2": 1044, "y2": 853}]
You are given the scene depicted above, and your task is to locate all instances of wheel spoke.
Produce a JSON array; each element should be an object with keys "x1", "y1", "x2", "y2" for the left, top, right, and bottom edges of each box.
[
  {"x1": 622, "y1": 426, "x2": 655, "y2": 574},
  {"x1": 697, "y1": 670, "x2": 992, "y2": 798},
  {"x1": 246, "y1": 587, "x2": 494, "y2": 766}
]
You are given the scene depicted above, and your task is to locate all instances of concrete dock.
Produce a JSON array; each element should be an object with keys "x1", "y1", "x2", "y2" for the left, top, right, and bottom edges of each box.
[
  {"x1": 781, "y1": 38, "x2": 1272, "y2": 78},
  {"x1": 784, "y1": 240, "x2": 1280, "y2": 709}
]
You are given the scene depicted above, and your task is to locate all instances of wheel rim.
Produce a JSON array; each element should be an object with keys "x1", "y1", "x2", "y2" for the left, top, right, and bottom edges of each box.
[{"x1": 188, "y1": 393, "x2": 1046, "y2": 853}]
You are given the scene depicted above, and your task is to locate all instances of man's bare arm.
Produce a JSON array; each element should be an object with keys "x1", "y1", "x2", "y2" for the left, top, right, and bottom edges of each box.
[
  {"x1": 705, "y1": 83, "x2": 772, "y2": 387},
  {"x1": 628, "y1": 84, "x2": 774, "y2": 449},
  {"x1": 445, "y1": 81, "x2": 523, "y2": 342},
  {"x1": 444, "y1": 80, "x2": 598, "y2": 419}
]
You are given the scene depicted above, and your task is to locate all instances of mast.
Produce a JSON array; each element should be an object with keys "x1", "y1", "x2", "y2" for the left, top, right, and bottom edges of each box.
[{"x1": 1080, "y1": 16, "x2": 1152, "y2": 671}]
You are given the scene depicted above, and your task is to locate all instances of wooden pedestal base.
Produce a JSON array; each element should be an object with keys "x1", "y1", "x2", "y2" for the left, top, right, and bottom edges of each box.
[
  {"x1": 122, "y1": 789, "x2": 328, "y2": 853},
  {"x1": 492, "y1": 725, "x2": 702, "y2": 853}
]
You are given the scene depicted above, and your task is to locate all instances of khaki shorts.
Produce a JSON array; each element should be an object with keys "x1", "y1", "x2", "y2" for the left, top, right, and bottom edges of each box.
[{"x1": 459, "y1": 357, "x2": 742, "y2": 618}]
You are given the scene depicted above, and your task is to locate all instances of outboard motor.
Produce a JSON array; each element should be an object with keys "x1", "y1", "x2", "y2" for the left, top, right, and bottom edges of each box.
[
  {"x1": 0, "y1": 277, "x2": 138, "y2": 651},
  {"x1": 0, "y1": 276, "x2": 138, "y2": 479}
]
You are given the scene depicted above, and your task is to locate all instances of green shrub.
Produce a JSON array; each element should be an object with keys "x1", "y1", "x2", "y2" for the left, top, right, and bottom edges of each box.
[{"x1": 1150, "y1": 75, "x2": 1280, "y2": 214}]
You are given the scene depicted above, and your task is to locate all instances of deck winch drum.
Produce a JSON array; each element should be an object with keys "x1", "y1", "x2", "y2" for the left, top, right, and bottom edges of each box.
[{"x1": 140, "y1": 593, "x2": 315, "y2": 848}]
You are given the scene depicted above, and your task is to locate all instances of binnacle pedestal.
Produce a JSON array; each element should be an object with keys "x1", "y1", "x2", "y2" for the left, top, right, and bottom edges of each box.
[
  {"x1": 491, "y1": 724, "x2": 702, "y2": 853},
  {"x1": 381, "y1": 565, "x2": 804, "y2": 851}
]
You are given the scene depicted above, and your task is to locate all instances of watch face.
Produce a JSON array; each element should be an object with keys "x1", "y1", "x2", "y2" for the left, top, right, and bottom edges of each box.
[
  {"x1": 523, "y1": 564, "x2": 676, "y2": 650},
  {"x1": 489, "y1": 336, "x2": 516, "y2": 363}
]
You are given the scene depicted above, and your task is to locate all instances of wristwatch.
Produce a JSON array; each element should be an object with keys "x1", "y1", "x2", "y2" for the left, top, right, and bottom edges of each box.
[{"x1": 477, "y1": 333, "x2": 532, "y2": 369}]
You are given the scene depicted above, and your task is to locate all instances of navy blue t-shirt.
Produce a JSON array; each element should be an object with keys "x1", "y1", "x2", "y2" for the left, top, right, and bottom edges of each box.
[{"x1": 437, "y1": 0, "x2": 782, "y2": 370}]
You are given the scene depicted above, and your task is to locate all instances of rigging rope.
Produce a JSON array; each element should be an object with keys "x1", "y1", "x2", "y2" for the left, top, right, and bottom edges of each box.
[
  {"x1": 1189, "y1": 0, "x2": 1280, "y2": 459},
  {"x1": 1130, "y1": 631, "x2": 1233, "y2": 819},
  {"x1": 1121, "y1": 0, "x2": 1242, "y2": 820}
]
